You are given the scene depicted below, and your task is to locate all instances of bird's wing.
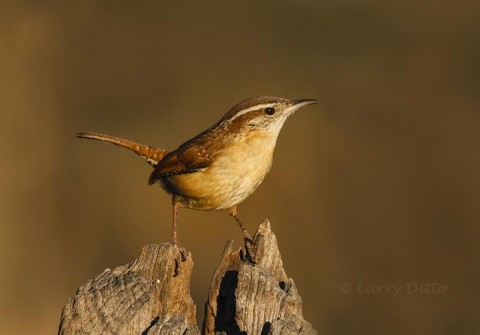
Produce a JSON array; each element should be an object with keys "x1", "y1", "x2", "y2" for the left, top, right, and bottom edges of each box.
[{"x1": 147, "y1": 141, "x2": 212, "y2": 184}]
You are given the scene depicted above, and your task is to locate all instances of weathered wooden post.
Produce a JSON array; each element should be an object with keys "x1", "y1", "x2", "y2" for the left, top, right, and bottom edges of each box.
[{"x1": 59, "y1": 220, "x2": 317, "y2": 335}]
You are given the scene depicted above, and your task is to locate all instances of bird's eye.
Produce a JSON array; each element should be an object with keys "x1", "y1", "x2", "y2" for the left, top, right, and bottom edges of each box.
[{"x1": 265, "y1": 107, "x2": 275, "y2": 115}]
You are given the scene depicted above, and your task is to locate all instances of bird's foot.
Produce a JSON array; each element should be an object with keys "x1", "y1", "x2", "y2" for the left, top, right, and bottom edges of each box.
[
  {"x1": 243, "y1": 233, "x2": 255, "y2": 245},
  {"x1": 243, "y1": 236, "x2": 257, "y2": 264},
  {"x1": 177, "y1": 245, "x2": 187, "y2": 262},
  {"x1": 172, "y1": 243, "x2": 187, "y2": 277}
]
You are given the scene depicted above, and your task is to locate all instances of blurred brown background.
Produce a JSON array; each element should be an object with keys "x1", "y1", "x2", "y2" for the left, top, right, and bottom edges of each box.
[{"x1": 1, "y1": 1, "x2": 479, "y2": 334}]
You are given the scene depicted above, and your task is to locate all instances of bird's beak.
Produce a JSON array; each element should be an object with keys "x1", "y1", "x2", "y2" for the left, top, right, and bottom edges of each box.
[
  {"x1": 284, "y1": 99, "x2": 317, "y2": 117},
  {"x1": 292, "y1": 99, "x2": 317, "y2": 108}
]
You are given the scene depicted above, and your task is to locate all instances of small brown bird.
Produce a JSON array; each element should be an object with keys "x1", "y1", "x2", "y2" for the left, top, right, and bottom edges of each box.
[{"x1": 77, "y1": 96, "x2": 316, "y2": 247}]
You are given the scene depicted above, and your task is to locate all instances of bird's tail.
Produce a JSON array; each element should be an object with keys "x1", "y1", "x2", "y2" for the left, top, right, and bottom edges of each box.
[{"x1": 76, "y1": 132, "x2": 168, "y2": 167}]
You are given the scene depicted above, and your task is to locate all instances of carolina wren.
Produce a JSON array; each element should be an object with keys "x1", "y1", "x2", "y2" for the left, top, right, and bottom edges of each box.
[{"x1": 77, "y1": 96, "x2": 316, "y2": 246}]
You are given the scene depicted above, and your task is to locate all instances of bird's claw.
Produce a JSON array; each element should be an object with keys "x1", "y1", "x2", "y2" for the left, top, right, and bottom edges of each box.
[
  {"x1": 243, "y1": 237, "x2": 256, "y2": 264},
  {"x1": 173, "y1": 244, "x2": 187, "y2": 277}
]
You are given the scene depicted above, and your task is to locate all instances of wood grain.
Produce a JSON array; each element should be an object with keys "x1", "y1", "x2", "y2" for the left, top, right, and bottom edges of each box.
[
  {"x1": 58, "y1": 244, "x2": 198, "y2": 335},
  {"x1": 59, "y1": 221, "x2": 317, "y2": 335},
  {"x1": 204, "y1": 220, "x2": 316, "y2": 335}
]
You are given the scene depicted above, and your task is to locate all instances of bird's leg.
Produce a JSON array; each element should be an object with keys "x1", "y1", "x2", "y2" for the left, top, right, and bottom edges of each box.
[
  {"x1": 228, "y1": 206, "x2": 254, "y2": 243},
  {"x1": 172, "y1": 201, "x2": 179, "y2": 245},
  {"x1": 228, "y1": 206, "x2": 256, "y2": 263},
  {"x1": 171, "y1": 200, "x2": 186, "y2": 263}
]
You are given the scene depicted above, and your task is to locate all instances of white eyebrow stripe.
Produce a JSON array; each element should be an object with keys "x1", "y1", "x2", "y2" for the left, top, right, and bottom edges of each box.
[{"x1": 228, "y1": 103, "x2": 277, "y2": 122}]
